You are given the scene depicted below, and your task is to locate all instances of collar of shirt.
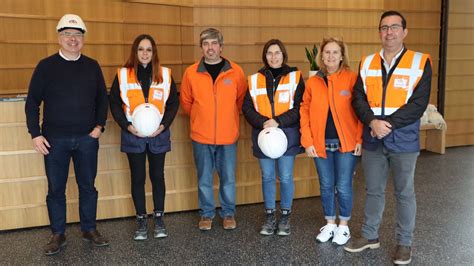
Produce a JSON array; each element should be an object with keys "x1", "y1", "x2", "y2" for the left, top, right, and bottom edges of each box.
[
  {"x1": 379, "y1": 47, "x2": 404, "y2": 72},
  {"x1": 59, "y1": 49, "x2": 81, "y2": 61}
]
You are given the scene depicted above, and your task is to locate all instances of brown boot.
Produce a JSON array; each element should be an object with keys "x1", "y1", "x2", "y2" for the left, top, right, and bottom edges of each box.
[
  {"x1": 344, "y1": 236, "x2": 380, "y2": 253},
  {"x1": 393, "y1": 245, "x2": 412, "y2": 265},
  {"x1": 82, "y1": 230, "x2": 109, "y2": 247},
  {"x1": 44, "y1": 234, "x2": 66, "y2": 256}
]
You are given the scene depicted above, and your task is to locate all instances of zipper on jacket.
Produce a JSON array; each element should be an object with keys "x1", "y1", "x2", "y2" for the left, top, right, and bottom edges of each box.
[
  {"x1": 211, "y1": 73, "x2": 218, "y2": 145},
  {"x1": 381, "y1": 55, "x2": 400, "y2": 118},
  {"x1": 271, "y1": 78, "x2": 276, "y2": 118},
  {"x1": 266, "y1": 69, "x2": 282, "y2": 119},
  {"x1": 328, "y1": 78, "x2": 347, "y2": 150},
  {"x1": 210, "y1": 70, "x2": 224, "y2": 145},
  {"x1": 381, "y1": 69, "x2": 388, "y2": 118}
]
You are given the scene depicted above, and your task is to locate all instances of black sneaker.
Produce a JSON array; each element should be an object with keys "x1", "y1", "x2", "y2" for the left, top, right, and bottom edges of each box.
[
  {"x1": 134, "y1": 214, "x2": 148, "y2": 241},
  {"x1": 277, "y1": 209, "x2": 291, "y2": 236},
  {"x1": 259, "y1": 209, "x2": 276, "y2": 235},
  {"x1": 154, "y1": 211, "x2": 168, "y2": 238},
  {"x1": 393, "y1": 245, "x2": 412, "y2": 265}
]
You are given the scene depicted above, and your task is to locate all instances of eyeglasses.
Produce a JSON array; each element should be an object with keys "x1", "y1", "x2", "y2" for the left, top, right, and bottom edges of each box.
[
  {"x1": 59, "y1": 32, "x2": 84, "y2": 38},
  {"x1": 379, "y1": 24, "x2": 403, "y2": 32}
]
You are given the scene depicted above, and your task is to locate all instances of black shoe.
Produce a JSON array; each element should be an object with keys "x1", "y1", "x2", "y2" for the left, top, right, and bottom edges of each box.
[
  {"x1": 277, "y1": 209, "x2": 291, "y2": 236},
  {"x1": 82, "y1": 230, "x2": 109, "y2": 247},
  {"x1": 134, "y1": 214, "x2": 148, "y2": 241},
  {"x1": 44, "y1": 234, "x2": 67, "y2": 256},
  {"x1": 153, "y1": 212, "x2": 168, "y2": 238},
  {"x1": 259, "y1": 209, "x2": 276, "y2": 235}
]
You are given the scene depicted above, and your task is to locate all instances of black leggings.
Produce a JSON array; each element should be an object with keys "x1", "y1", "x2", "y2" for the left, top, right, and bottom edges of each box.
[{"x1": 126, "y1": 148, "x2": 166, "y2": 215}]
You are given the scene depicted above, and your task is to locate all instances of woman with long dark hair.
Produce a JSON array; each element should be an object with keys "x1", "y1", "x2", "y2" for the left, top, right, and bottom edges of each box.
[{"x1": 109, "y1": 34, "x2": 179, "y2": 240}]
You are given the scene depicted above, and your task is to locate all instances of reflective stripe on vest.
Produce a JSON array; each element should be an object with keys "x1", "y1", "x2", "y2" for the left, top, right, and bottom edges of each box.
[
  {"x1": 360, "y1": 50, "x2": 430, "y2": 116},
  {"x1": 118, "y1": 67, "x2": 171, "y2": 121},
  {"x1": 248, "y1": 71, "x2": 299, "y2": 117}
]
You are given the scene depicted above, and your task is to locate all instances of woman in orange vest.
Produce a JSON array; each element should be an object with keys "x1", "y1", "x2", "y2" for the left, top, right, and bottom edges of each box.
[
  {"x1": 109, "y1": 34, "x2": 179, "y2": 241},
  {"x1": 242, "y1": 39, "x2": 305, "y2": 236},
  {"x1": 300, "y1": 37, "x2": 362, "y2": 245}
]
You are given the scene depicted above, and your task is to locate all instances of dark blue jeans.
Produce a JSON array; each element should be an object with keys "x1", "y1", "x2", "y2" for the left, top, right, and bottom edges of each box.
[{"x1": 44, "y1": 134, "x2": 99, "y2": 234}]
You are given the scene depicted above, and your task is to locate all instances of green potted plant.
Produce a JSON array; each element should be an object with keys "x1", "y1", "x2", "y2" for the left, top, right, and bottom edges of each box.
[{"x1": 305, "y1": 44, "x2": 319, "y2": 77}]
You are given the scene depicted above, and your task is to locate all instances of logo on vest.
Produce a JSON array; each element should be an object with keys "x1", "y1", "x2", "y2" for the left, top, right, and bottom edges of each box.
[
  {"x1": 340, "y1": 90, "x2": 350, "y2": 96},
  {"x1": 223, "y1": 79, "x2": 233, "y2": 85}
]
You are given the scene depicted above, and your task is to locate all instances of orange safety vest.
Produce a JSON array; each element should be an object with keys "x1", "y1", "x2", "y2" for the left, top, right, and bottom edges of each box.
[
  {"x1": 118, "y1": 67, "x2": 171, "y2": 121},
  {"x1": 248, "y1": 71, "x2": 301, "y2": 117},
  {"x1": 360, "y1": 50, "x2": 431, "y2": 116}
]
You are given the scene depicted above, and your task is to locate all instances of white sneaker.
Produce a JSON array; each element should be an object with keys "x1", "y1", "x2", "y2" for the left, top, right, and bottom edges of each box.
[
  {"x1": 316, "y1": 223, "x2": 337, "y2": 243},
  {"x1": 332, "y1": 225, "x2": 351, "y2": 245}
]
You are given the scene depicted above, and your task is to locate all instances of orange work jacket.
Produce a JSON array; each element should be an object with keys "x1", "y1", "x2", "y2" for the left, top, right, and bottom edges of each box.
[
  {"x1": 179, "y1": 59, "x2": 247, "y2": 145},
  {"x1": 300, "y1": 69, "x2": 363, "y2": 158}
]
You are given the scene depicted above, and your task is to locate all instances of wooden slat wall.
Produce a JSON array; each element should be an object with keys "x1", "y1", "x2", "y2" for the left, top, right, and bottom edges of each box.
[
  {"x1": 445, "y1": 0, "x2": 474, "y2": 146},
  {"x1": 0, "y1": 0, "x2": 443, "y2": 230},
  {"x1": 188, "y1": 0, "x2": 440, "y2": 105}
]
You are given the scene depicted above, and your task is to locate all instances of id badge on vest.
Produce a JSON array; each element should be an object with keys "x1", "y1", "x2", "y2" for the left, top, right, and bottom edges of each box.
[
  {"x1": 278, "y1": 91, "x2": 290, "y2": 103},
  {"x1": 393, "y1": 77, "x2": 409, "y2": 89},
  {"x1": 153, "y1": 90, "x2": 163, "y2": 100}
]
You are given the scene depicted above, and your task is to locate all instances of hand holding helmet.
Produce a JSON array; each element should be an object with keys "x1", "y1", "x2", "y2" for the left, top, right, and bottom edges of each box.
[{"x1": 257, "y1": 127, "x2": 288, "y2": 159}]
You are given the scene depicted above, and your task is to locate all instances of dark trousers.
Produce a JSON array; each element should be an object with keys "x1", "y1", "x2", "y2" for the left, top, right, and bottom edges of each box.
[
  {"x1": 126, "y1": 147, "x2": 166, "y2": 215},
  {"x1": 44, "y1": 134, "x2": 99, "y2": 234}
]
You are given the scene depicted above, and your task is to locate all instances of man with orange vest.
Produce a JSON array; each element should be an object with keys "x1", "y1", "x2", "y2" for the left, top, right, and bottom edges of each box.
[
  {"x1": 180, "y1": 28, "x2": 247, "y2": 231},
  {"x1": 345, "y1": 11, "x2": 432, "y2": 265}
]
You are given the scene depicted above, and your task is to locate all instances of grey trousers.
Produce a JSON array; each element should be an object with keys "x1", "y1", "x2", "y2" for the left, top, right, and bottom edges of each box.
[{"x1": 361, "y1": 145, "x2": 419, "y2": 246}]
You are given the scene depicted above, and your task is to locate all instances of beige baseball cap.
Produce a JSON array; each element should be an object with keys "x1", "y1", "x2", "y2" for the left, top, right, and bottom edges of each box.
[{"x1": 56, "y1": 14, "x2": 87, "y2": 33}]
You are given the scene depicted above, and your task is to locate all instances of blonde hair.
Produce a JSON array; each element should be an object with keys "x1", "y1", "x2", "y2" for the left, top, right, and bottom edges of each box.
[{"x1": 317, "y1": 36, "x2": 350, "y2": 75}]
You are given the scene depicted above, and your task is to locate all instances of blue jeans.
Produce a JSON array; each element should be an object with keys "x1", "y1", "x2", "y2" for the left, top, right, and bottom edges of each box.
[
  {"x1": 314, "y1": 147, "x2": 356, "y2": 221},
  {"x1": 258, "y1": 156, "x2": 295, "y2": 210},
  {"x1": 192, "y1": 141, "x2": 237, "y2": 218},
  {"x1": 44, "y1": 134, "x2": 99, "y2": 234}
]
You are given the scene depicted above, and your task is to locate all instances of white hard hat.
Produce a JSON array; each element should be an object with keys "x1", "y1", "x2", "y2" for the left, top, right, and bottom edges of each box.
[
  {"x1": 56, "y1": 14, "x2": 87, "y2": 33},
  {"x1": 132, "y1": 103, "x2": 162, "y2": 137},
  {"x1": 257, "y1": 127, "x2": 288, "y2": 159}
]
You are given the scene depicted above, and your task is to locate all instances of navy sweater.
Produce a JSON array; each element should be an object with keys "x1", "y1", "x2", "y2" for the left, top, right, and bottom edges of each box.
[{"x1": 25, "y1": 53, "x2": 108, "y2": 138}]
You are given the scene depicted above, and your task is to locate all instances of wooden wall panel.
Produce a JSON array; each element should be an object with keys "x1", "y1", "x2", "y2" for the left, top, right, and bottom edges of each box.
[
  {"x1": 0, "y1": 0, "x2": 46, "y2": 15},
  {"x1": 123, "y1": 2, "x2": 182, "y2": 25},
  {"x1": 42, "y1": 0, "x2": 123, "y2": 21},
  {"x1": 445, "y1": 0, "x2": 474, "y2": 147}
]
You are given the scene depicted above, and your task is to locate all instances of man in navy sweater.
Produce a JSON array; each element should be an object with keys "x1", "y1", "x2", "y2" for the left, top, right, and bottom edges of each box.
[{"x1": 25, "y1": 14, "x2": 109, "y2": 255}]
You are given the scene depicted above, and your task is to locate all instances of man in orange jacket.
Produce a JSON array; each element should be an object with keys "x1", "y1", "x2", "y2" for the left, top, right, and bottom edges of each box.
[{"x1": 180, "y1": 28, "x2": 247, "y2": 231}]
